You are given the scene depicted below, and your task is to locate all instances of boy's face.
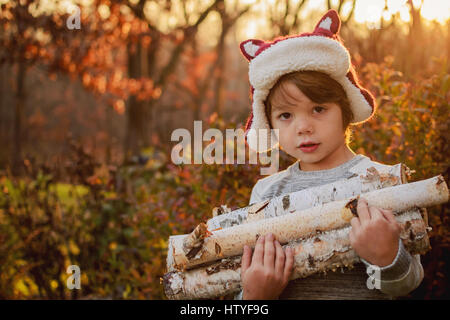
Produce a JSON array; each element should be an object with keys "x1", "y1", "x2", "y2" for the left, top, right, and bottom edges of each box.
[{"x1": 269, "y1": 80, "x2": 352, "y2": 171}]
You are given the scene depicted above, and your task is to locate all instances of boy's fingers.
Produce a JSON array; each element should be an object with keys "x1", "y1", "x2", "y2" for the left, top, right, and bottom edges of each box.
[
  {"x1": 380, "y1": 208, "x2": 401, "y2": 232},
  {"x1": 357, "y1": 197, "x2": 371, "y2": 224},
  {"x1": 370, "y1": 207, "x2": 385, "y2": 221},
  {"x1": 283, "y1": 247, "x2": 294, "y2": 283},
  {"x1": 380, "y1": 208, "x2": 397, "y2": 224},
  {"x1": 350, "y1": 216, "x2": 360, "y2": 230},
  {"x1": 253, "y1": 235, "x2": 265, "y2": 265},
  {"x1": 241, "y1": 245, "x2": 252, "y2": 275},
  {"x1": 349, "y1": 229, "x2": 355, "y2": 245},
  {"x1": 264, "y1": 233, "x2": 275, "y2": 268},
  {"x1": 274, "y1": 240, "x2": 285, "y2": 276}
]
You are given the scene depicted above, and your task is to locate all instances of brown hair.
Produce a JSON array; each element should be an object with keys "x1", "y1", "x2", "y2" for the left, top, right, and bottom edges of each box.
[{"x1": 264, "y1": 71, "x2": 355, "y2": 144}]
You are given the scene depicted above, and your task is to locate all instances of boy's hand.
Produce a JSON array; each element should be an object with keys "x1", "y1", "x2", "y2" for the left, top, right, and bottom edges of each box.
[
  {"x1": 349, "y1": 197, "x2": 401, "y2": 267},
  {"x1": 241, "y1": 233, "x2": 294, "y2": 300}
]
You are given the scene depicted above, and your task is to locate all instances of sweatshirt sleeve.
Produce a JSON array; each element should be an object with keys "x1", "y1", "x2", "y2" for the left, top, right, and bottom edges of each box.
[
  {"x1": 249, "y1": 180, "x2": 263, "y2": 205},
  {"x1": 361, "y1": 238, "x2": 424, "y2": 298}
]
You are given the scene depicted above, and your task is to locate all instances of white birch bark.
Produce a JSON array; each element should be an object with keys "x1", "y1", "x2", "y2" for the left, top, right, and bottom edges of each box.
[
  {"x1": 163, "y1": 210, "x2": 430, "y2": 299},
  {"x1": 206, "y1": 163, "x2": 407, "y2": 230},
  {"x1": 167, "y1": 164, "x2": 408, "y2": 272},
  {"x1": 169, "y1": 175, "x2": 447, "y2": 270}
]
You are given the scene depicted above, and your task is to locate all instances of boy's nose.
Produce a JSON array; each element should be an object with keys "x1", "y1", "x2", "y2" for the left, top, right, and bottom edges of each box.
[{"x1": 296, "y1": 118, "x2": 313, "y2": 134}]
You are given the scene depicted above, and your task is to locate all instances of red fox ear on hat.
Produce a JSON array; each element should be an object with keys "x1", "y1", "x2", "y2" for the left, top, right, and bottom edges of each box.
[
  {"x1": 313, "y1": 9, "x2": 341, "y2": 36},
  {"x1": 239, "y1": 39, "x2": 266, "y2": 61}
]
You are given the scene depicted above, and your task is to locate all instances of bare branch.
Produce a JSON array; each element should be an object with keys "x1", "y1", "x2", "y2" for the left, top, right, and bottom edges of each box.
[
  {"x1": 155, "y1": 0, "x2": 221, "y2": 90},
  {"x1": 337, "y1": 0, "x2": 344, "y2": 14},
  {"x1": 291, "y1": 0, "x2": 308, "y2": 32},
  {"x1": 343, "y1": 0, "x2": 356, "y2": 25}
]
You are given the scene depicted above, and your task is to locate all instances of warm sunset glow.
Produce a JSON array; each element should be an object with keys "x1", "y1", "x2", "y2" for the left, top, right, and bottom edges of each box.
[
  {"x1": 238, "y1": 0, "x2": 449, "y2": 40},
  {"x1": 353, "y1": 0, "x2": 450, "y2": 24},
  {"x1": 420, "y1": 0, "x2": 450, "y2": 23}
]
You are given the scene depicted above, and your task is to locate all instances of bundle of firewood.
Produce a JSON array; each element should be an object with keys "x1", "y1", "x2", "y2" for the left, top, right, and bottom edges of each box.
[{"x1": 162, "y1": 163, "x2": 448, "y2": 299}]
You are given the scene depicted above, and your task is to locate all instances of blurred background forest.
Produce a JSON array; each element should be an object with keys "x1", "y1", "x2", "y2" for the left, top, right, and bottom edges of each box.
[{"x1": 0, "y1": 0, "x2": 449, "y2": 299}]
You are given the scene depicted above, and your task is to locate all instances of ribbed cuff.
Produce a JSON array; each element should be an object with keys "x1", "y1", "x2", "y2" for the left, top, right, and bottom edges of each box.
[{"x1": 361, "y1": 238, "x2": 412, "y2": 281}]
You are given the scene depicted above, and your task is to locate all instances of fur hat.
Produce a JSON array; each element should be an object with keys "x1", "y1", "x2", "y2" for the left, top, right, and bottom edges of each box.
[{"x1": 240, "y1": 9, "x2": 376, "y2": 153}]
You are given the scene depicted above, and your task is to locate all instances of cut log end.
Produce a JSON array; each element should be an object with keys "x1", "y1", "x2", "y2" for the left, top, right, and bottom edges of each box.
[
  {"x1": 401, "y1": 163, "x2": 416, "y2": 183},
  {"x1": 163, "y1": 271, "x2": 185, "y2": 299},
  {"x1": 344, "y1": 196, "x2": 359, "y2": 217},
  {"x1": 428, "y1": 175, "x2": 449, "y2": 202},
  {"x1": 183, "y1": 222, "x2": 211, "y2": 259}
]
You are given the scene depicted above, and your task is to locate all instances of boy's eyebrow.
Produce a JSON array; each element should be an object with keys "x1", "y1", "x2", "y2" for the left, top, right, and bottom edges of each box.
[
  {"x1": 272, "y1": 101, "x2": 329, "y2": 112},
  {"x1": 272, "y1": 103, "x2": 295, "y2": 111}
]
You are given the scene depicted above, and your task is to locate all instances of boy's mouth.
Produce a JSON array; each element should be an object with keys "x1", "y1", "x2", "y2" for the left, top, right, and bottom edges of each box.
[
  {"x1": 298, "y1": 142, "x2": 320, "y2": 148},
  {"x1": 298, "y1": 142, "x2": 320, "y2": 152}
]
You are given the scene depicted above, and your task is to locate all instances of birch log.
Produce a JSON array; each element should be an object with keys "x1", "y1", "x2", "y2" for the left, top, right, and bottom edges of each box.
[
  {"x1": 163, "y1": 209, "x2": 430, "y2": 299},
  {"x1": 169, "y1": 175, "x2": 448, "y2": 271},
  {"x1": 206, "y1": 164, "x2": 408, "y2": 230},
  {"x1": 167, "y1": 164, "x2": 409, "y2": 272}
]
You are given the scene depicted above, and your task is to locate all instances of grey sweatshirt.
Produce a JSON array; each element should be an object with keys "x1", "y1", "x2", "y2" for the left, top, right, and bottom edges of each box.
[{"x1": 235, "y1": 154, "x2": 424, "y2": 300}]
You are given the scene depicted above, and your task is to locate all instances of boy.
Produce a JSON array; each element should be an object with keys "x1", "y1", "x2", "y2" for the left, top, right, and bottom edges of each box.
[{"x1": 236, "y1": 10, "x2": 424, "y2": 300}]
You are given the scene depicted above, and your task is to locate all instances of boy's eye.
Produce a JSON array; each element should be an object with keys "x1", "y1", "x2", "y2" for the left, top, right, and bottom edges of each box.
[
  {"x1": 314, "y1": 106, "x2": 326, "y2": 113},
  {"x1": 278, "y1": 112, "x2": 291, "y2": 120}
]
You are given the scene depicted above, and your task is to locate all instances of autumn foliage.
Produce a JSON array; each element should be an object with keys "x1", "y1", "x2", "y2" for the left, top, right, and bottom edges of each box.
[{"x1": 0, "y1": 0, "x2": 449, "y2": 299}]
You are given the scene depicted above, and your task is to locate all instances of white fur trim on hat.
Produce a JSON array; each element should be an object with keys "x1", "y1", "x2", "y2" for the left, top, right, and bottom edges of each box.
[{"x1": 249, "y1": 36, "x2": 350, "y2": 89}]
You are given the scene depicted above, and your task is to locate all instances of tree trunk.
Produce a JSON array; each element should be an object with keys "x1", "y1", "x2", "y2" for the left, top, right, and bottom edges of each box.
[
  {"x1": 213, "y1": 19, "x2": 227, "y2": 118},
  {"x1": 124, "y1": 41, "x2": 150, "y2": 163},
  {"x1": 12, "y1": 58, "x2": 26, "y2": 176},
  {"x1": 105, "y1": 104, "x2": 113, "y2": 164},
  {"x1": 0, "y1": 65, "x2": 5, "y2": 167},
  {"x1": 163, "y1": 211, "x2": 430, "y2": 299},
  {"x1": 407, "y1": 0, "x2": 424, "y2": 76},
  {"x1": 168, "y1": 175, "x2": 448, "y2": 271},
  {"x1": 447, "y1": 20, "x2": 450, "y2": 74},
  {"x1": 191, "y1": 38, "x2": 202, "y2": 122}
]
